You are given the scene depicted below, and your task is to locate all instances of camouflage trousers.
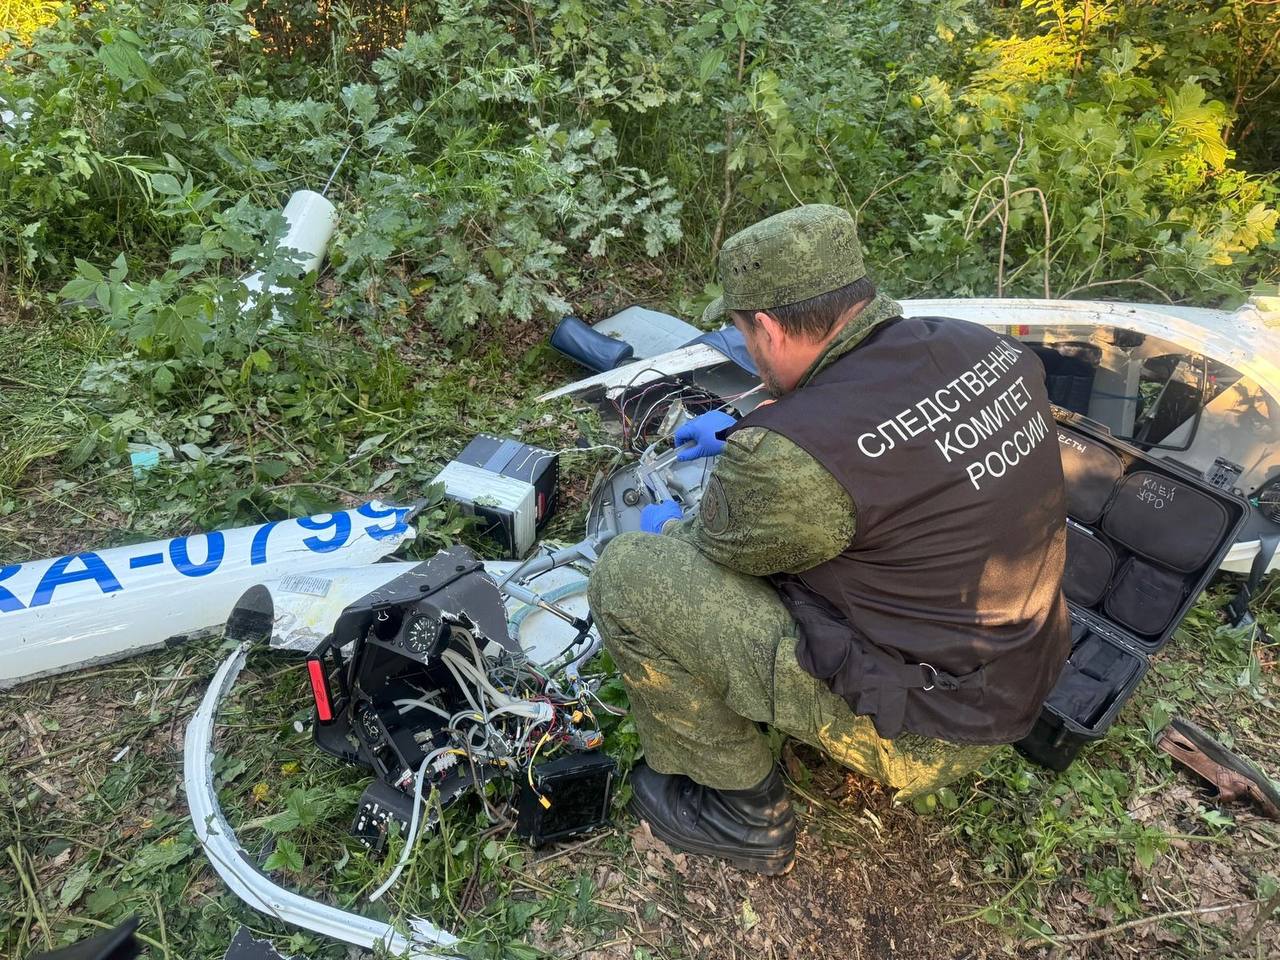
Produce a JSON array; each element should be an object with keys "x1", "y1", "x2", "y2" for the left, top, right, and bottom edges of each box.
[{"x1": 588, "y1": 532, "x2": 999, "y2": 797}]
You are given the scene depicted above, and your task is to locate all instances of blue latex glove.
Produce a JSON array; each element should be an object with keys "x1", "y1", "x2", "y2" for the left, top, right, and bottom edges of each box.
[
  {"x1": 640, "y1": 498, "x2": 683, "y2": 534},
  {"x1": 674, "y1": 410, "x2": 737, "y2": 461}
]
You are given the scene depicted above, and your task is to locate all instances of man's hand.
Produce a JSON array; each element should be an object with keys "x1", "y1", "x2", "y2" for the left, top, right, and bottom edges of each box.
[
  {"x1": 675, "y1": 410, "x2": 737, "y2": 461},
  {"x1": 641, "y1": 498, "x2": 683, "y2": 534}
]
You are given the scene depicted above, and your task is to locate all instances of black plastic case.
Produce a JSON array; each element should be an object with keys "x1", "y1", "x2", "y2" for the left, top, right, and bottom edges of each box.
[{"x1": 1015, "y1": 411, "x2": 1248, "y2": 771}]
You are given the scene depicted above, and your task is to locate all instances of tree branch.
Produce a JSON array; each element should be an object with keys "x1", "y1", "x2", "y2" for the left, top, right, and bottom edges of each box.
[{"x1": 1023, "y1": 899, "x2": 1260, "y2": 948}]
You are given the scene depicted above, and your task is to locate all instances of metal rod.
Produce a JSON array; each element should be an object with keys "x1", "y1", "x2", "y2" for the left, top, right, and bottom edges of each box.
[{"x1": 321, "y1": 141, "x2": 354, "y2": 198}]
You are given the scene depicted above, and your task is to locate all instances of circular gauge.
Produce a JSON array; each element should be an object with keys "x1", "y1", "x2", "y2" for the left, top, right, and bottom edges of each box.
[
  {"x1": 401, "y1": 610, "x2": 442, "y2": 656},
  {"x1": 357, "y1": 705, "x2": 381, "y2": 741}
]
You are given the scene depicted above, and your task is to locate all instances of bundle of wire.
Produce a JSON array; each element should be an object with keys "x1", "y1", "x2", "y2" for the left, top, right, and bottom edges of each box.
[
  {"x1": 369, "y1": 626, "x2": 608, "y2": 900},
  {"x1": 610, "y1": 374, "x2": 721, "y2": 453}
]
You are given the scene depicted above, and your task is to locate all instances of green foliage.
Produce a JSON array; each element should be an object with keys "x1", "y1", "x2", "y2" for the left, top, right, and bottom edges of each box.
[
  {"x1": 2, "y1": 0, "x2": 1267, "y2": 534},
  {"x1": 903, "y1": 2, "x2": 1279, "y2": 302},
  {"x1": 4, "y1": 0, "x2": 1275, "y2": 317}
]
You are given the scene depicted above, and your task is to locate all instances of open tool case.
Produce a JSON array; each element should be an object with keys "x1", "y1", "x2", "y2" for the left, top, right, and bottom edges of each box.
[{"x1": 1016, "y1": 411, "x2": 1248, "y2": 770}]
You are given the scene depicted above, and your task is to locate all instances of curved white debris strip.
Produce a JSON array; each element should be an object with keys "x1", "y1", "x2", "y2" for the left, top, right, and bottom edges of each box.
[
  {"x1": 184, "y1": 641, "x2": 461, "y2": 959},
  {"x1": 0, "y1": 501, "x2": 417, "y2": 688}
]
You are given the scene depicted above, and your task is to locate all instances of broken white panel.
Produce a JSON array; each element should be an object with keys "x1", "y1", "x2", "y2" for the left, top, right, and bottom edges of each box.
[
  {"x1": 244, "y1": 561, "x2": 422, "y2": 654},
  {"x1": 0, "y1": 501, "x2": 415, "y2": 688},
  {"x1": 537, "y1": 343, "x2": 730, "y2": 402},
  {"x1": 546, "y1": 298, "x2": 1280, "y2": 409},
  {"x1": 899, "y1": 298, "x2": 1280, "y2": 410},
  {"x1": 591, "y1": 305, "x2": 700, "y2": 359}
]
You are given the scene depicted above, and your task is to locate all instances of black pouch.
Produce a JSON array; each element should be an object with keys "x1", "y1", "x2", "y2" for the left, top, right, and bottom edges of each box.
[
  {"x1": 1104, "y1": 558, "x2": 1188, "y2": 636},
  {"x1": 1056, "y1": 426, "x2": 1124, "y2": 523},
  {"x1": 1070, "y1": 633, "x2": 1140, "y2": 688},
  {"x1": 775, "y1": 578, "x2": 858, "y2": 681},
  {"x1": 1063, "y1": 523, "x2": 1116, "y2": 607},
  {"x1": 1045, "y1": 663, "x2": 1114, "y2": 728},
  {"x1": 1101, "y1": 471, "x2": 1232, "y2": 572}
]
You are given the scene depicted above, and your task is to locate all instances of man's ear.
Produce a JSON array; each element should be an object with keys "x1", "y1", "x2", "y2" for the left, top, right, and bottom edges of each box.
[{"x1": 755, "y1": 310, "x2": 783, "y2": 346}]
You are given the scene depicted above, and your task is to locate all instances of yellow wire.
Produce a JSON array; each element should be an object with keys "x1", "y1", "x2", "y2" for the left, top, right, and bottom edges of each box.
[
  {"x1": 527, "y1": 731, "x2": 553, "y2": 802},
  {"x1": 527, "y1": 732, "x2": 552, "y2": 785}
]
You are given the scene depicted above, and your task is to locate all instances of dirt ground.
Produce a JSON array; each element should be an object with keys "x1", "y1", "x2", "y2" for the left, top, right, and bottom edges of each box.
[
  {"x1": 4, "y1": 649, "x2": 1010, "y2": 960},
  {"x1": 6, "y1": 633, "x2": 1280, "y2": 959}
]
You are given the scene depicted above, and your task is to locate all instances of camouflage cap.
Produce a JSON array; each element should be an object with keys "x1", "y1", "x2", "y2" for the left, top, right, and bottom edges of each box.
[{"x1": 702, "y1": 204, "x2": 865, "y2": 326}]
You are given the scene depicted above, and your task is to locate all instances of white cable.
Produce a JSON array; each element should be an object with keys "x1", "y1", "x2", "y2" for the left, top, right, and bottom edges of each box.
[
  {"x1": 442, "y1": 656, "x2": 489, "y2": 722},
  {"x1": 518, "y1": 444, "x2": 626, "y2": 485},
  {"x1": 631, "y1": 387, "x2": 686, "y2": 448},
  {"x1": 442, "y1": 649, "x2": 520, "y2": 709},
  {"x1": 717, "y1": 383, "x2": 766, "y2": 410},
  {"x1": 393, "y1": 698, "x2": 452, "y2": 720},
  {"x1": 449, "y1": 709, "x2": 484, "y2": 728},
  {"x1": 557, "y1": 442, "x2": 625, "y2": 458},
  {"x1": 514, "y1": 718, "x2": 545, "y2": 757},
  {"x1": 446, "y1": 653, "x2": 504, "y2": 701},
  {"x1": 454, "y1": 627, "x2": 488, "y2": 676},
  {"x1": 367, "y1": 748, "x2": 441, "y2": 902},
  {"x1": 485, "y1": 701, "x2": 554, "y2": 723},
  {"x1": 449, "y1": 627, "x2": 513, "y2": 708}
]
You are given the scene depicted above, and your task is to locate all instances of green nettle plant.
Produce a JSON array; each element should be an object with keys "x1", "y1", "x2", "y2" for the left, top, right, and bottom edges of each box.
[{"x1": 5, "y1": 0, "x2": 1276, "y2": 319}]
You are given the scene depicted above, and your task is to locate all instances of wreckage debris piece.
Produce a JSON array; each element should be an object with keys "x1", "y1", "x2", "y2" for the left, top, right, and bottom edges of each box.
[
  {"x1": 1157, "y1": 716, "x2": 1280, "y2": 819},
  {"x1": 351, "y1": 777, "x2": 418, "y2": 853},
  {"x1": 184, "y1": 642, "x2": 461, "y2": 958},
  {"x1": 29, "y1": 916, "x2": 140, "y2": 960},
  {"x1": 223, "y1": 927, "x2": 298, "y2": 960},
  {"x1": 550, "y1": 314, "x2": 635, "y2": 372},
  {"x1": 1, "y1": 500, "x2": 417, "y2": 688}
]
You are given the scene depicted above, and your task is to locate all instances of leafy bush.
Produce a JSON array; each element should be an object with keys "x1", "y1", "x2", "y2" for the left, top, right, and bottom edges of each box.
[
  {"x1": 0, "y1": 0, "x2": 1276, "y2": 528},
  {"x1": 899, "y1": 2, "x2": 1279, "y2": 302},
  {"x1": 4, "y1": 0, "x2": 1276, "y2": 315}
]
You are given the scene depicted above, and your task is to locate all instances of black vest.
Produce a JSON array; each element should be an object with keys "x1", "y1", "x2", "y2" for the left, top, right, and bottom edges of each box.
[{"x1": 735, "y1": 316, "x2": 1069, "y2": 743}]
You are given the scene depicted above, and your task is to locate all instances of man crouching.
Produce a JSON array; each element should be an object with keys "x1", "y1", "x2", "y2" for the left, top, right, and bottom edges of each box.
[{"x1": 588, "y1": 205, "x2": 1070, "y2": 875}]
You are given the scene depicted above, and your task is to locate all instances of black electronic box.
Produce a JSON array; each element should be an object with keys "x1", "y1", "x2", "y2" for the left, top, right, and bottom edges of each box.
[{"x1": 515, "y1": 752, "x2": 618, "y2": 846}]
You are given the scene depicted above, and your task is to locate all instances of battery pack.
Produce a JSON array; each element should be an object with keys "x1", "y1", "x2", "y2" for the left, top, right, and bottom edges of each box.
[
  {"x1": 515, "y1": 751, "x2": 617, "y2": 846},
  {"x1": 434, "y1": 436, "x2": 558, "y2": 558}
]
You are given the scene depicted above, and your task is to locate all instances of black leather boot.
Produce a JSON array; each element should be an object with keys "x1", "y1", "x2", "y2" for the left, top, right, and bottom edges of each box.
[{"x1": 629, "y1": 762, "x2": 796, "y2": 875}]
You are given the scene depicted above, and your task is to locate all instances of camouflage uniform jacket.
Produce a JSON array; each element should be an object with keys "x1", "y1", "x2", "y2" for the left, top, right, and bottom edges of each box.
[{"x1": 668, "y1": 293, "x2": 904, "y2": 573}]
